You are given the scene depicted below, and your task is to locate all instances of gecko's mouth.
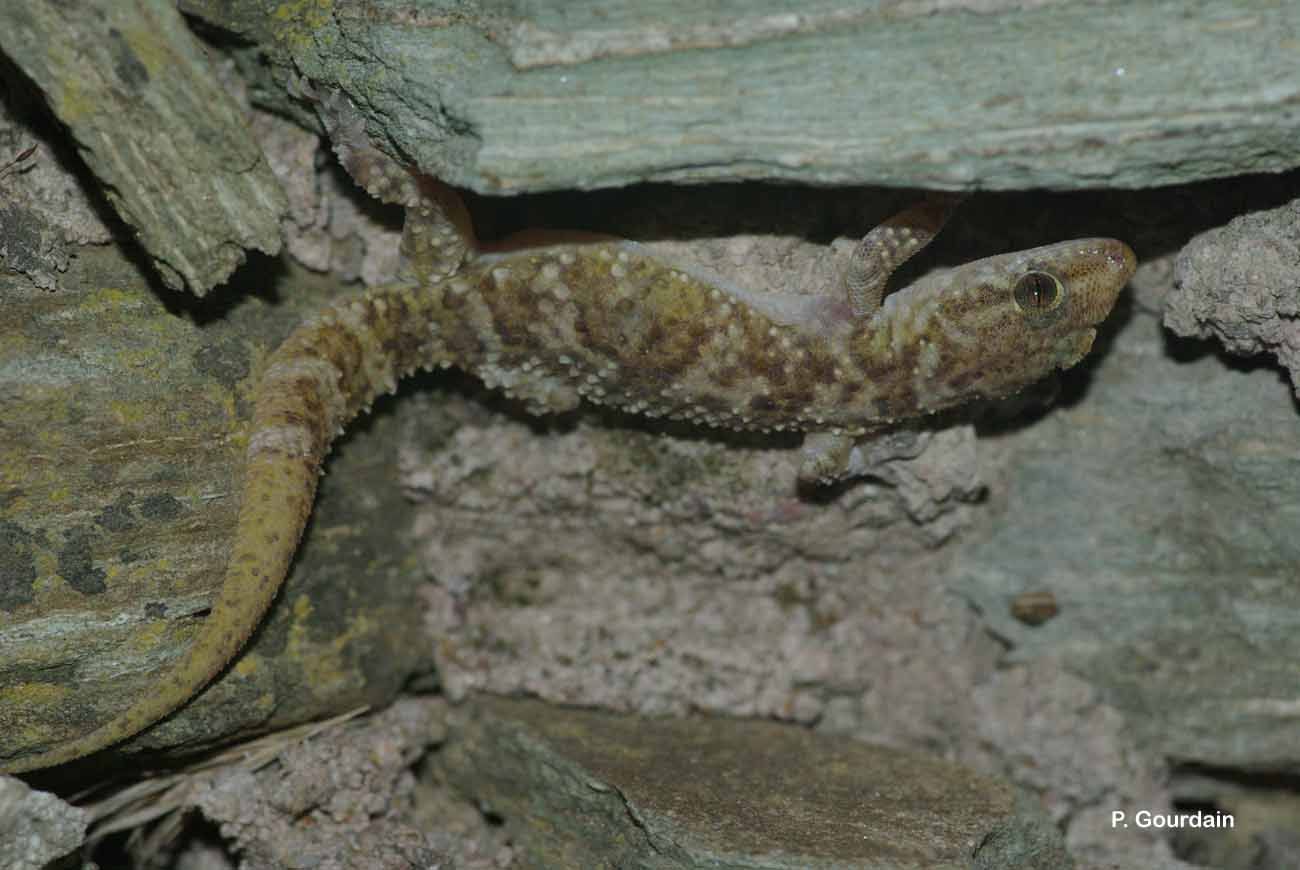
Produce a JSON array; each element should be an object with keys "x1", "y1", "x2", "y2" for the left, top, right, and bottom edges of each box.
[{"x1": 1056, "y1": 328, "x2": 1097, "y2": 370}]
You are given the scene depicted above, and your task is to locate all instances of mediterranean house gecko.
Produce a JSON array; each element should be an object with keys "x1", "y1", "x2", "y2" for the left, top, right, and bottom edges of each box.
[{"x1": 1, "y1": 142, "x2": 1134, "y2": 774}]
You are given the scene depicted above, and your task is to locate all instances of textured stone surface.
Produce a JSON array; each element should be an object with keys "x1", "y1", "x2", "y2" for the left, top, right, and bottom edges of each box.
[
  {"x1": 57, "y1": 699, "x2": 495, "y2": 870},
  {"x1": 0, "y1": 122, "x2": 111, "y2": 292},
  {"x1": 411, "y1": 401, "x2": 980, "y2": 720},
  {"x1": 176, "y1": 700, "x2": 449, "y2": 870},
  {"x1": 0, "y1": 775, "x2": 88, "y2": 870},
  {"x1": 953, "y1": 309, "x2": 1300, "y2": 773},
  {"x1": 0, "y1": 0, "x2": 286, "y2": 294},
  {"x1": 183, "y1": 0, "x2": 1300, "y2": 194},
  {"x1": 0, "y1": 74, "x2": 434, "y2": 770},
  {"x1": 0, "y1": 248, "x2": 430, "y2": 769},
  {"x1": 441, "y1": 696, "x2": 1070, "y2": 870},
  {"x1": 1165, "y1": 197, "x2": 1300, "y2": 396}
]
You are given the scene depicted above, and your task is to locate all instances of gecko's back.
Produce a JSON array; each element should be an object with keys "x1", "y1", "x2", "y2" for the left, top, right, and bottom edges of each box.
[{"x1": 425, "y1": 237, "x2": 1133, "y2": 434}]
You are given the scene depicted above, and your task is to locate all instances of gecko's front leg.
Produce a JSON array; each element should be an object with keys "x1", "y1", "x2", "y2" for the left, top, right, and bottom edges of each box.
[{"x1": 798, "y1": 196, "x2": 962, "y2": 485}]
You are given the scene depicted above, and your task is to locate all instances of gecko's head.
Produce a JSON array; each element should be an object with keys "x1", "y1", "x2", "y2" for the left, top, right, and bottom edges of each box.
[{"x1": 894, "y1": 238, "x2": 1135, "y2": 406}]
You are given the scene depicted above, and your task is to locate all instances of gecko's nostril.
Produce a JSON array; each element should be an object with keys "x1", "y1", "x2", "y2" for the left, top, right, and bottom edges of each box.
[{"x1": 1107, "y1": 241, "x2": 1137, "y2": 280}]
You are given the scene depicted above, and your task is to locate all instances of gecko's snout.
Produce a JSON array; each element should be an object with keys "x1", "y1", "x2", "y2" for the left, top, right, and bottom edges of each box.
[
  {"x1": 1082, "y1": 238, "x2": 1136, "y2": 287},
  {"x1": 1099, "y1": 239, "x2": 1136, "y2": 315},
  {"x1": 1064, "y1": 238, "x2": 1135, "y2": 327},
  {"x1": 1107, "y1": 240, "x2": 1137, "y2": 283}
]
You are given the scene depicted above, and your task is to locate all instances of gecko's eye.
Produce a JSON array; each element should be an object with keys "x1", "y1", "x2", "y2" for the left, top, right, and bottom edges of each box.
[{"x1": 1012, "y1": 271, "x2": 1064, "y2": 314}]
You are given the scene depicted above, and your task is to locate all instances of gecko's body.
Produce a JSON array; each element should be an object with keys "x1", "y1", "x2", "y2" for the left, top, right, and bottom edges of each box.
[{"x1": 1, "y1": 149, "x2": 1134, "y2": 773}]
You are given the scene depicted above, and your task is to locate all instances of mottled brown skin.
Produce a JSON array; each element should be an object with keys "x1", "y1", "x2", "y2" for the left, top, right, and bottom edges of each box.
[{"x1": 0, "y1": 145, "x2": 1134, "y2": 773}]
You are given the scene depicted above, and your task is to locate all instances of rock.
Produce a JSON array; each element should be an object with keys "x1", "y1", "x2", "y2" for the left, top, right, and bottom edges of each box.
[
  {"x1": 0, "y1": 0, "x2": 286, "y2": 294},
  {"x1": 0, "y1": 775, "x2": 89, "y2": 870},
  {"x1": 441, "y1": 695, "x2": 1071, "y2": 870},
  {"x1": 1166, "y1": 197, "x2": 1300, "y2": 396},
  {"x1": 0, "y1": 232, "x2": 428, "y2": 770},
  {"x1": 182, "y1": 0, "x2": 1300, "y2": 194},
  {"x1": 953, "y1": 308, "x2": 1300, "y2": 774}
]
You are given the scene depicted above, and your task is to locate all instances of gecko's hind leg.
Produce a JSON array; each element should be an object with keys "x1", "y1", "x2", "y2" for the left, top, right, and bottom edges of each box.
[
  {"x1": 308, "y1": 89, "x2": 474, "y2": 282},
  {"x1": 798, "y1": 195, "x2": 964, "y2": 483},
  {"x1": 841, "y1": 194, "x2": 965, "y2": 317},
  {"x1": 397, "y1": 176, "x2": 476, "y2": 284}
]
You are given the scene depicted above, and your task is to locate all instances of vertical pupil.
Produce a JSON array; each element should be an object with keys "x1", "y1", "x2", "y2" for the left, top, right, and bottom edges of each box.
[{"x1": 1015, "y1": 272, "x2": 1059, "y2": 311}]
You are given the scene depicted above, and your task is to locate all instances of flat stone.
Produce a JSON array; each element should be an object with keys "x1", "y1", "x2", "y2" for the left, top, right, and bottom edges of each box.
[
  {"x1": 440, "y1": 696, "x2": 1071, "y2": 870},
  {"x1": 184, "y1": 0, "x2": 1300, "y2": 193}
]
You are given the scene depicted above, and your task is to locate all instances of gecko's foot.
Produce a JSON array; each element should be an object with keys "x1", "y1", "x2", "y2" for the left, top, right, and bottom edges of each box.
[
  {"x1": 797, "y1": 428, "x2": 942, "y2": 489},
  {"x1": 798, "y1": 432, "x2": 857, "y2": 486},
  {"x1": 840, "y1": 194, "x2": 966, "y2": 318},
  {"x1": 400, "y1": 176, "x2": 475, "y2": 282},
  {"x1": 307, "y1": 88, "x2": 475, "y2": 280}
]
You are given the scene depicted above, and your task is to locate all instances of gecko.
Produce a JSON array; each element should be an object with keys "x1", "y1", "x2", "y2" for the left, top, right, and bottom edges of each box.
[{"x1": 0, "y1": 139, "x2": 1134, "y2": 774}]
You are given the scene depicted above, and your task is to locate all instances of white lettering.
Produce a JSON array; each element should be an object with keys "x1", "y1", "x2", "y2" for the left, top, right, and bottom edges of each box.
[{"x1": 1133, "y1": 810, "x2": 1234, "y2": 830}]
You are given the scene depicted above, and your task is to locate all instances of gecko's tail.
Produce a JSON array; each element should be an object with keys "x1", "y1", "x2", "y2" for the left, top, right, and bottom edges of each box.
[
  {"x1": 1, "y1": 285, "x2": 444, "y2": 774},
  {"x1": 0, "y1": 452, "x2": 319, "y2": 775}
]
